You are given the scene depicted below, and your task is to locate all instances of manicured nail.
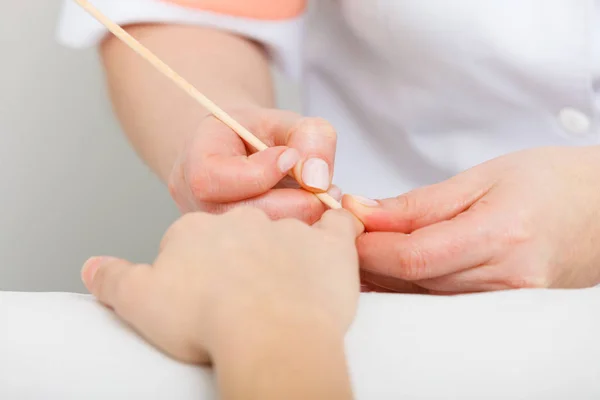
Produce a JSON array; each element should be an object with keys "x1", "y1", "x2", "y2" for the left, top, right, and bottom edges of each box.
[
  {"x1": 352, "y1": 195, "x2": 379, "y2": 207},
  {"x1": 328, "y1": 186, "x2": 343, "y2": 202},
  {"x1": 302, "y1": 158, "x2": 330, "y2": 191},
  {"x1": 277, "y1": 148, "x2": 301, "y2": 173}
]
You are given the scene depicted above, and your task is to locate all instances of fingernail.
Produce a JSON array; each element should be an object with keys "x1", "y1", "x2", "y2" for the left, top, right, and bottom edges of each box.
[
  {"x1": 302, "y1": 158, "x2": 330, "y2": 191},
  {"x1": 328, "y1": 186, "x2": 343, "y2": 202},
  {"x1": 277, "y1": 148, "x2": 300, "y2": 173},
  {"x1": 81, "y1": 256, "x2": 115, "y2": 286},
  {"x1": 351, "y1": 195, "x2": 379, "y2": 207}
]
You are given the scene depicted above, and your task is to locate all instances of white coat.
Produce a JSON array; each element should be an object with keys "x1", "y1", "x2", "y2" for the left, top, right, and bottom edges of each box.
[{"x1": 58, "y1": 0, "x2": 600, "y2": 198}]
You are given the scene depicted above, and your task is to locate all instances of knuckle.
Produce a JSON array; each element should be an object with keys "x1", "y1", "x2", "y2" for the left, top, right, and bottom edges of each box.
[
  {"x1": 394, "y1": 247, "x2": 430, "y2": 281},
  {"x1": 391, "y1": 194, "x2": 422, "y2": 230},
  {"x1": 275, "y1": 197, "x2": 324, "y2": 225},
  {"x1": 178, "y1": 211, "x2": 209, "y2": 227},
  {"x1": 197, "y1": 111, "x2": 217, "y2": 126},
  {"x1": 295, "y1": 117, "x2": 338, "y2": 142},
  {"x1": 161, "y1": 212, "x2": 209, "y2": 248},
  {"x1": 328, "y1": 211, "x2": 356, "y2": 232},
  {"x1": 226, "y1": 206, "x2": 269, "y2": 222},
  {"x1": 186, "y1": 164, "x2": 216, "y2": 203},
  {"x1": 505, "y1": 275, "x2": 549, "y2": 289},
  {"x1": 500, "y1": 256, "x2": 551, "y2": 289},
  {"x1": 277, "y1": 217, "x2": 310, "y2": 233},
  {"x1": 112, "y1": 266, "x2": 147, "y2": 312},
  {"x1": 392, "y1": 194, "x2": 411, "y2": 210},
  {"x1": 500, "y1": 213, "x2": 534, "y2": 247},
  {"x1": 258, "y1": 109, "x2": 298, "y2": 137}
]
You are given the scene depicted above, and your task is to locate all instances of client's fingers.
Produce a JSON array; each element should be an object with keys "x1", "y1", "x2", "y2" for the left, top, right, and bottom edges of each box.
[
  {"x1": 81, "y1": 257, "x2": 153, "y2": 317},
  {"x1": 200, "y1": 188, "x2": 329, "y2": 224},
  {"x1": 315, "y1": 209, "x2": 365, "y2": 239},
  {"x1": 81, "y1": 257, "x2": 208, "y2": 363}
]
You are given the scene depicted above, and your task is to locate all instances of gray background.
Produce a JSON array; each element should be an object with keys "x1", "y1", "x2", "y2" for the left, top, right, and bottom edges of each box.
[{"x1": 0, "y1": 1, "x2": 300, "y2": 292}]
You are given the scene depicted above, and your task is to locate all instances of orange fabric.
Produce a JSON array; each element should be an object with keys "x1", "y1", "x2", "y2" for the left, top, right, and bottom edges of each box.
[{"x1": 162, "y1": 0, "x2": 306, "y2": 20}]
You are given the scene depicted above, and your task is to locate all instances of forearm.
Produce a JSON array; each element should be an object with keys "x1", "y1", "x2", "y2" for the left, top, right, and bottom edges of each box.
[
  {"x1": 213, "y1": 315, "x2": 354, "y2": 400},
  {"x1": 100, "y1": 24, "x2": 275, "y2": 181}
]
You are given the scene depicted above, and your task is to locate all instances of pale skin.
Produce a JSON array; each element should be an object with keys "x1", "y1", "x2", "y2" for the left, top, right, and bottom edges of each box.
[
  {"x1": 345, "y1": 146, "x2": 600, "y2": 294},
  {"x1": 81, "y1": 207, "x2": 362, "y2": 400},
  {"x1": 101, "y1": 24, "x2": 339, "y2": 224},
  {"x1": 101, "y1": 24, "x2": 600, "y2": 293}
]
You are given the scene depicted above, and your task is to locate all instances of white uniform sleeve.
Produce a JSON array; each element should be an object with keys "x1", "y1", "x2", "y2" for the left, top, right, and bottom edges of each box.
[{"x1": 56, "y1": 0, "x2": 303, "y2": 78}]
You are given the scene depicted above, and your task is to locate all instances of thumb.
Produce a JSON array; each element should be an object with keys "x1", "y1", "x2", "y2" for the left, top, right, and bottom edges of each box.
[
  {"x1": 81, "y1": 256, "x2": 152, "y2": 315},
  {"x1": 342, "y1": 174, "x2": 491, "y2": 233}
]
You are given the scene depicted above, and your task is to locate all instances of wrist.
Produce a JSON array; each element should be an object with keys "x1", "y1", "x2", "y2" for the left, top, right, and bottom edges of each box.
[
  {"x1": 211, "y1": 302, "x2": 345, "y2": 358},
  {"x1": 212, "y1": 312, "x2": 351, "y2": 400}
]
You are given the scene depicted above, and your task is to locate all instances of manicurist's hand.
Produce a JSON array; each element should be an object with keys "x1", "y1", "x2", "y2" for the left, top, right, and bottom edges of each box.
[
  {"x1": 81, "y1": 207, "x2": 361, "y2": 399},
  {"x1": 169, "y1": 107, "x2": 341, "y2": 224},
  {"x1": 103, "y1": 25, "x2": 340, "y2": 226},
  {"x1": 345, "y1": 146, "x2": 600, "y2": 294}
]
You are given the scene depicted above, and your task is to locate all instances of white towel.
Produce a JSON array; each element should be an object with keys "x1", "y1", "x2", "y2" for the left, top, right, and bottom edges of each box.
[{"x1": 1, "y1": 289, "x2": 599, "y2": 399}]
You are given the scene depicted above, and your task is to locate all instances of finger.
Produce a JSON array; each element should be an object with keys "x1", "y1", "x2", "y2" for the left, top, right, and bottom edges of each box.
[
  {"x1": 360, "y1": 270, "x2": 429, "y2": 294},
  {"x1": 285, "y1": 118, "x2": 338, "y2": 193},
  {"x1": 343, "y1": 171, "x2": 494, "y2": 233},
  {"x1": 234, "y1": 112, "x2": 339, "y2": 193},
  {"x1": 81, "y1": 257, "x2": 154, "y2": 317},
  {"x1": 81, "y1": 257, "x2": 208, "y2": 363},
  {"x1": 198, "y1": 188, "x2": 329, "y2": 224},
  {"x1": 356, "y1": 210, "x2": 499, "y2": 281},
  {"x1": 186, "y1": 145, "x2": 301, "y2": 203},
  {"x1": 415, "y1": 264, "x2": 545, "y2": 293},
  {"x1": 182, "y1": 111, "x2": 302, "y2": 203},
  {"x1": 277, "y1": 177, "x2": 344, "y2": 204},
  {"x1": 159, "y1": 212, "x2": 215, "y2": 253},
  {"x1": 418, "y1": 275, "x2": 511, "y2": 294},
  {"x1": 186, "y1": 111, "x2": 337, "y2": 202},
  {"x1": 314, "y1": 209, "x2": 364, "y2": 239}
]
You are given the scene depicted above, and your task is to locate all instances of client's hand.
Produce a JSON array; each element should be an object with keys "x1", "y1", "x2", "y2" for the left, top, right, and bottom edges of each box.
[{"x1": 80, "y1": 208, "x2": 361, "y2": 365}]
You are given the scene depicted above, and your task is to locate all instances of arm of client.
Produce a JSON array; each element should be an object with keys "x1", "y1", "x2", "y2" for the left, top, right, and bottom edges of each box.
[{"x1": 80, "y1": 207, "x2": 362, "y2": 400}]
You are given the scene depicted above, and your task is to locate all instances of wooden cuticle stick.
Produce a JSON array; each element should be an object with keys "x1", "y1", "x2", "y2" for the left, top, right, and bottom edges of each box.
[{"x1": 73, "y1": 0, "x2": 342, "y2": 210}]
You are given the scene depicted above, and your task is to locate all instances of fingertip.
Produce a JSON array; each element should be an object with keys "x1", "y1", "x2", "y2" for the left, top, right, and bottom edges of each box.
[
  {"x1": 343, "y1": 193, "x2": 379, "y2": 216},
  {"x1": 327, "y1": 185, "x2": 343, "y2": 202},
  {"x1": 344, "y1": 194, "x2": 409, "y2": 233},
  {"x1": 81, "y1": 256, "x2": 119, "y2": 292},
  {"x1": 342, "y1": 194, "x2": 380, "y2": 209},
  {"x1": 320, "y1": 208, "x2": 365, "y2": 237}
]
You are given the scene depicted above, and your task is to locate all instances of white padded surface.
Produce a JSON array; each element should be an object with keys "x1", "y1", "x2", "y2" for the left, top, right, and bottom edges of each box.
[{"x1": 1, "y1": 289, "x2": 599, "y2": 399}]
